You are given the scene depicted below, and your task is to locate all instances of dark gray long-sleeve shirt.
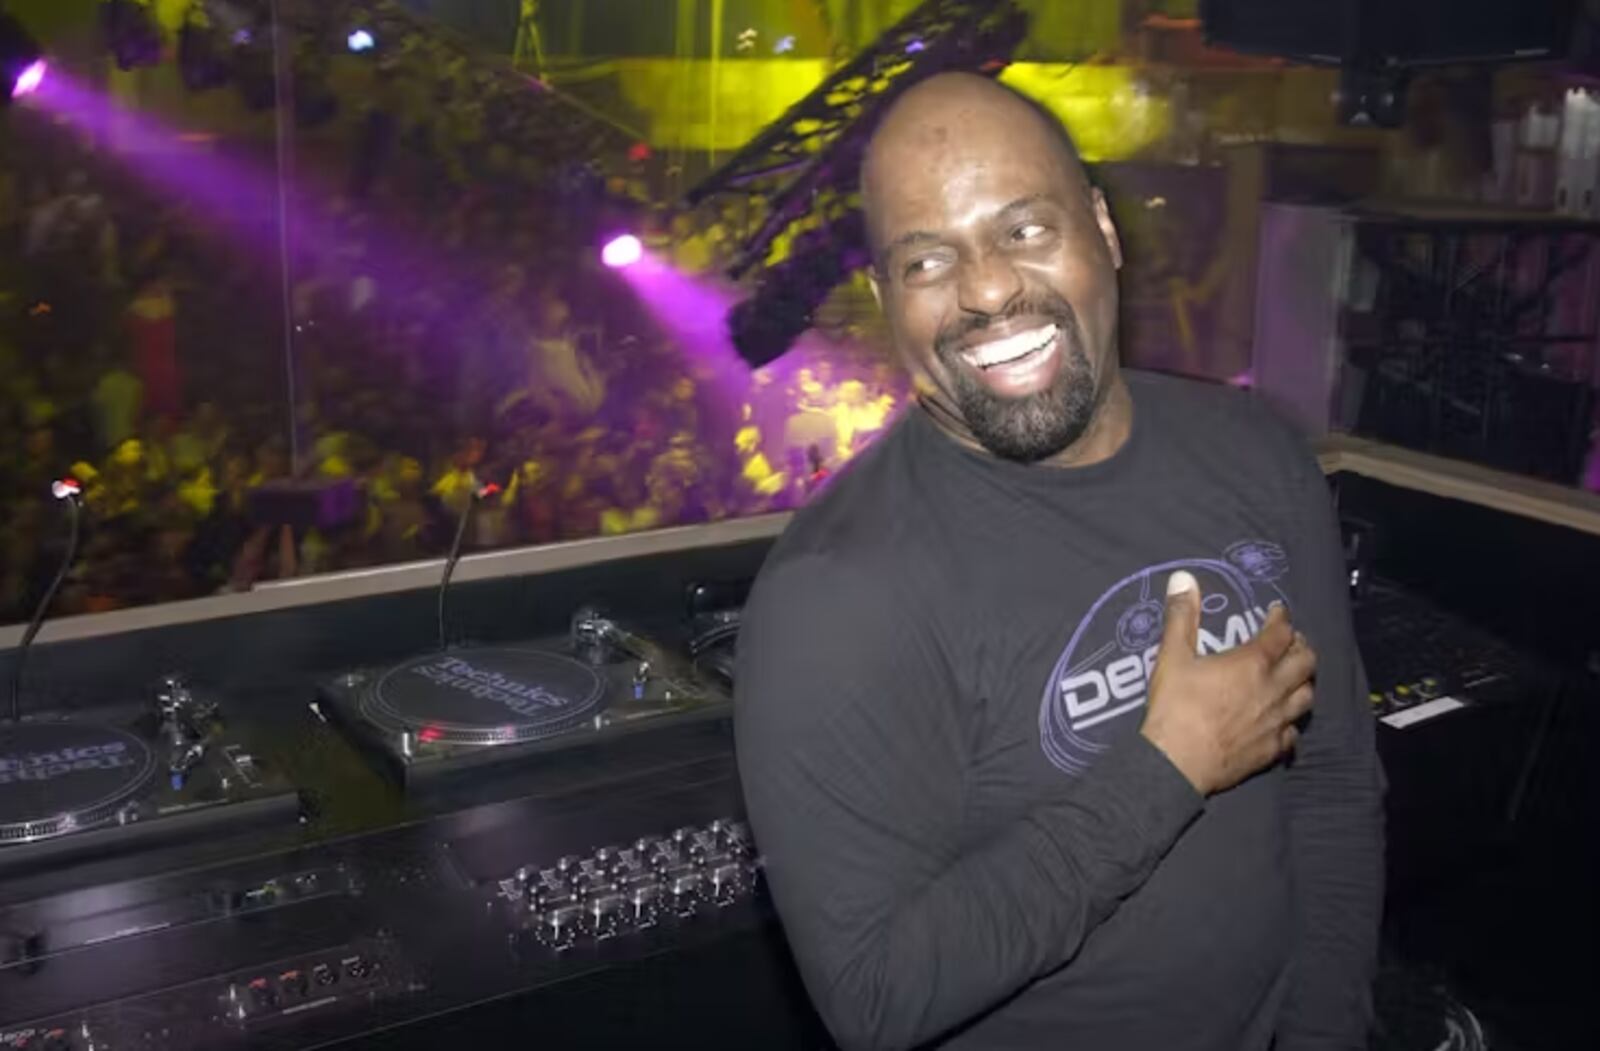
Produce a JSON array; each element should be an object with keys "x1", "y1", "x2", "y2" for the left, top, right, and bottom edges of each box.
[{"x1": 734, "y1": 371, "x2": 1384, "y2": 1051}]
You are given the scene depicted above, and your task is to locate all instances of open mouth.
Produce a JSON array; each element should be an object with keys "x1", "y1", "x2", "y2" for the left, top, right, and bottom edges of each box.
[
  {"x1": 954, "y1": 322, "x2": 1066, "y2": 398},
  {"x1": 960, "y1": 324, "x2": 1059, "y2": 371}
]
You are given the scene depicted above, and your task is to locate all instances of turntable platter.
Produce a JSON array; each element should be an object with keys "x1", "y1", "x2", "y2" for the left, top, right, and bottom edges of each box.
[
  {"x1": 360, "y1": 649, "x2": 607, "y2": 746},
  {"x1": 0, "y1": 721, "x2": 157, "y2": 844}
]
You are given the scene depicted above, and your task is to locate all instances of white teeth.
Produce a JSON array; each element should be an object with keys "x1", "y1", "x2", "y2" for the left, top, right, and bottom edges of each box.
[{"x1": 963, "y1": 325, "x2": 1057, "y2": 369}]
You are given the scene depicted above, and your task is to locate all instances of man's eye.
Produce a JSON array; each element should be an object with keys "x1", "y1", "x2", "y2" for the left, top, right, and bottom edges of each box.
[
  {"x1": 1012, "y1": 222, "x2": 1048, "y2": 242},
  {"x1": 903, "y1": 257, "x2": 945, "y2": 280}
]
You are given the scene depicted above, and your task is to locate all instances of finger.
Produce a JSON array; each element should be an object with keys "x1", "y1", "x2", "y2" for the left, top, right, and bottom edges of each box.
[
  {"x1": 1271, "y1": 640, "x2": 1318, "y2": 695},
  {"x1": 1158, "y1": 571, "x2": 1201, "y2": 664},
  {"x1": 1280, "y1": 725, "x2": 1300, "y2": 754},
  {"x1": 1252, "y1": 604, "x2": 1295, "y2": 661},
  {"x1": 1281, "y1": 682, "x2": 1314, "y2": 722}
]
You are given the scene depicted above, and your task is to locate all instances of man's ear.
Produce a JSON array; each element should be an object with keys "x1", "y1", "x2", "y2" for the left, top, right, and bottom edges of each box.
[{"x1": 1091, "y1": 188, "x2": 1123, "y2": 270}]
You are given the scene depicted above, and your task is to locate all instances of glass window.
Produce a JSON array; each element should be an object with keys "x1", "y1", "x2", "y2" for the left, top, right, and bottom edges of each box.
[
  {"x1": 279, "y1": 0, "x2": 911, "y2": 583},
  {"x1": 2, "y1": 0, "x2": 295, "y2": 624}
]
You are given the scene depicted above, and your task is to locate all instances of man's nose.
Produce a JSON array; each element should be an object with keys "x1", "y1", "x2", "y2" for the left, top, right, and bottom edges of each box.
[{"x1": 956, "y1": 250, "x2": 1022, "y2": 318}]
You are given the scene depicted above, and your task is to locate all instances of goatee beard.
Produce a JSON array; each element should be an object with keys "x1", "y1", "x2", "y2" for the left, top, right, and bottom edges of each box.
[{"x1": 935, "y1": 297, "x2": 1100, "y2": 463}]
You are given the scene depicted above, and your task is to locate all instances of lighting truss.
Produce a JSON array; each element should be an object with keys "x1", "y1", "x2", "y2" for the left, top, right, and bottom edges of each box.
[{"x1": 685, "y1": 0, "x2": 1029, "y2": 282}]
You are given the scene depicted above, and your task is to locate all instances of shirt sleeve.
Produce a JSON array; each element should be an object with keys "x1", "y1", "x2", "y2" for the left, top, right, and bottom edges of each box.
[
  {"x1": 734, "y1": 553, "x2": 1204, "y2": 1051},
  {"x1": 1275, "y1": 443, "x2": 1388, "y2": 1050}
]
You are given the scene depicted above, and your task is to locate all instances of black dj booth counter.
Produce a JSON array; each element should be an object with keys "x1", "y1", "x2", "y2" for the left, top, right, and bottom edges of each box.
[
  {"x1": 0, "y1": 515, "x2": 835, "y2": 1050},
  {"x1": 0, "y1": 448, "x2": 1596, "y2": 1051}
]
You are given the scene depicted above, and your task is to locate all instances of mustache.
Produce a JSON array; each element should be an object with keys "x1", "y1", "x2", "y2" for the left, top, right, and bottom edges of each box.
[{"x1": 935, "y1": 293, "x2": 1082, "y2": 357}]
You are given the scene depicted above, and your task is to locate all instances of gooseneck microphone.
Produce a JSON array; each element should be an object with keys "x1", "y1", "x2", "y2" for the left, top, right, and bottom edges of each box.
[
  {"x1": 436, "y1": 479, "x2": 500, "y2": 651},
  {"x1": 7, "y1": 478, "x2": 85, "y2": 723}
]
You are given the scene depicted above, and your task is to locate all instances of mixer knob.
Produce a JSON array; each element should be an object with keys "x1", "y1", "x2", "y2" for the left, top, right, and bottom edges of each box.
[
  {"x1": 1418, "y1": 676, "x2": 1441, "y2": 697},
  {"x1": 665, "y1": 866, "x2": 703, "y2": 914},
  {"x1": 588, "y1": 894, "x2": 627, "y2": 938},
  {"x1": 555, "y1": 855, "x2": 583, "y2": 880},
  {"x1": 629, "y1": 883, "x2": 662, "y2": 925},
  {"x1": 622, "y1": 873, "x2": 662, "y2": 923},
  {"x1": 593, "y1": 846, "x2": 622, "y2": 873},
  {"x1": 539, "y1": 903, "x2": 584, "y2": 950},
  {"x1": 575, "y1": 872, "x2": 614, "y2": 899},
  {"x1": 634, "y1": 837, "x2": 668, "y2": 867},
  {"x1": 539, "y1": 889, "x2": 576, "y2": 912},
  {"x1": 710, "y1": 862, "x2": 745, "y2": 905}
]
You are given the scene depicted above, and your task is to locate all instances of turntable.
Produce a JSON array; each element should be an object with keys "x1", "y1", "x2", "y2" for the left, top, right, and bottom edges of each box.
[
  {"x1": 315, "y1": 607, "x2": 732, "y2": 788},
  {"x1": 0, "y1": 677, "x2": 300, "y2": 876}
]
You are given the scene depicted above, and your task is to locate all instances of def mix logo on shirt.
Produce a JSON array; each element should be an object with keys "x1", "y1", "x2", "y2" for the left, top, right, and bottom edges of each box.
[{"x1": 1038, "y1": 540, "x2": 1291, "y2": 777}]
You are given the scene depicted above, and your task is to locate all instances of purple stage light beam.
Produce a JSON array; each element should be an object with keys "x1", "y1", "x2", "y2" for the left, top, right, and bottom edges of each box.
[
  {"x1": 21, "y1": 69, "x2": 417, "y2": 283},
  {"x1": 11, "y1": 59, "x2": 45, "y2": 99},
  {"x1": 611, "y1": 250, "x2": 756, "y2": 401},
  {"x1": 27, "y1": 69, "x2": 308, "y2": 245}
]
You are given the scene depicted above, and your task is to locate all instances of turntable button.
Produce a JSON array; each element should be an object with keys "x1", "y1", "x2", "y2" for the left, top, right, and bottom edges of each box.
[
  {"x1": 342, "y1": 954, "x2": 375, "y2": 980},
  {"x1": 280, "y1": 969, "x2": 309, "y2": 999},
  {"x1": 247, "y1": 976, "x2": 276, "y2": 1008}
]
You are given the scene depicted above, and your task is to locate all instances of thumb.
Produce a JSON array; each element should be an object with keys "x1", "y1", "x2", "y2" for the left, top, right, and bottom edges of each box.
[{"x1": 1159, "y1": 570, "x2": 1200, "y2": 664}]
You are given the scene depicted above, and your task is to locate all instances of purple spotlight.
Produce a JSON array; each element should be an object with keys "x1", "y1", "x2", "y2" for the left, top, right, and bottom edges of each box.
[
  {"x1": 602, "y1": 234, "x2": 642, "y2": 269},
  {"x1": 11, "y1": 59, "x2": 45, "y2": 100}
]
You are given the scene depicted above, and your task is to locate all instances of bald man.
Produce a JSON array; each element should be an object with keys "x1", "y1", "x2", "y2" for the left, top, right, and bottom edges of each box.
[{"x1": 733, "y1": 75, "x2": 1383, "y2": 1051}]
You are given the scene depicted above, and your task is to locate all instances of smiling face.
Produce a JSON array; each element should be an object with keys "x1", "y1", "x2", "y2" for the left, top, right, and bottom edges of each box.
[{"x1": 863, "y1": 75, "x2": 1124, "y2": 463}]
